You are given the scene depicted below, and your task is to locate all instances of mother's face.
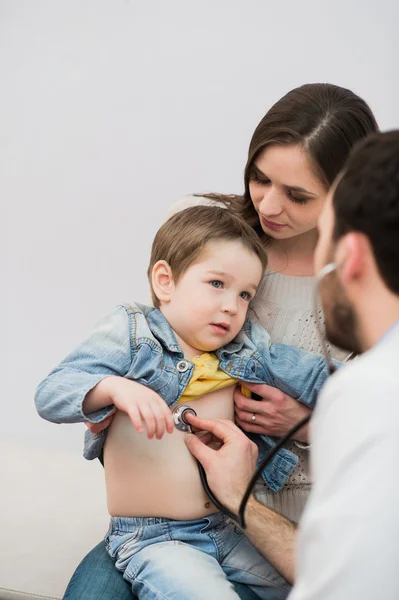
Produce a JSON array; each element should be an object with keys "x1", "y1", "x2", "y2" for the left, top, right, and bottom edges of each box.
[{"x1": 248, "y1": 144, "x2": 328, "y2": 241}]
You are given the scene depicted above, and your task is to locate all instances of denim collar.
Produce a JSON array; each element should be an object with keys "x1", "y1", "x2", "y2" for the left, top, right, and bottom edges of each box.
[
  {"x1": 216, "y1": 317, "x2": 250, "y2": 358},
  {"x1": 135, "y1": 303, "x2": 183, "y2": 355},
  {"x1": 135, "y1": 303, "x2": 249, "y2": 357}
]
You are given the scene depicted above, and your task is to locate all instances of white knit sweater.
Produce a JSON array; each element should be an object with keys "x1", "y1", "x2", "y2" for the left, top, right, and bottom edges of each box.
[
  {"x1": 250, "y1": 270, "x2": 349, "y2": 522},
  {"x1": 168, "y1": 196, "x2": 350, "y2": 522}
]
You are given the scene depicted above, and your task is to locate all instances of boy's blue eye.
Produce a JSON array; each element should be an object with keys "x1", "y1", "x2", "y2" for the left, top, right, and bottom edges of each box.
[
  {"x1": 240, "y1": 291, "x2": 251, "y2": 301},
  {"x1": 210, "y1": 280, "x2": 223, "y2": 288}
]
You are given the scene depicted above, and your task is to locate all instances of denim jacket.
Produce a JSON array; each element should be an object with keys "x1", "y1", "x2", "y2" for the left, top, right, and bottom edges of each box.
[{"x1": 35, "y1": 303, "x2": 337, "y2": 492}]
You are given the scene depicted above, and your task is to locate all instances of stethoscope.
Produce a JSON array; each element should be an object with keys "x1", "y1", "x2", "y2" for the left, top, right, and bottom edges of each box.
[{"x1": 172, "y1": 262, "x2": 338, "y2": 529}]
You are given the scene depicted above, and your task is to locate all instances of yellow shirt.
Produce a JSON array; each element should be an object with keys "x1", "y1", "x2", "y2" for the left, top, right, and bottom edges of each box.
[{"x1": 178, "y1": 353, "x2": 250, "y2": 403}]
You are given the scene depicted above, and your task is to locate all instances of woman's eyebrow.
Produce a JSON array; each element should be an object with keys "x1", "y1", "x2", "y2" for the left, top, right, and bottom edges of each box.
[
  {"x1": 253, "y1": 163, "x2": 317, "y2": 196},
  {"x1": 252, "y1": 164, "x2": 266, "y2": 176},
  {"x1": 286, "y1": 185, "x2": 317, "y2": 196}
]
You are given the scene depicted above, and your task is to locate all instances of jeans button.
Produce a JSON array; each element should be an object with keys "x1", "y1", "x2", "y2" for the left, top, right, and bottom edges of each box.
[{"x1": 176, "y1": 359, "x2": 190, "y2": 373}]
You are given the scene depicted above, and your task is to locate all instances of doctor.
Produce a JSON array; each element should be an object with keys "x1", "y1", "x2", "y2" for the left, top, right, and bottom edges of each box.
[{"x1": 185, "y1": 130, "x2": 399, "y2": 599}]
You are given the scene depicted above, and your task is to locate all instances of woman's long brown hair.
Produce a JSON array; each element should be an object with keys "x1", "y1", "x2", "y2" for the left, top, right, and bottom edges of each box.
[{"x1": 198, "y1": 83, "x2": 379, "y2": 241}]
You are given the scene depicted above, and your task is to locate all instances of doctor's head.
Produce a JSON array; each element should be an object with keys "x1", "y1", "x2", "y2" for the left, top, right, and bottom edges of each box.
[{"x1": 315, "y1": 131, "x2": 399, "y2": 354}]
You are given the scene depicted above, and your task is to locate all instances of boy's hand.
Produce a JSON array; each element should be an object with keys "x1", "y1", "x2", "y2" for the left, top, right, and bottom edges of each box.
[{"x1": 89, "y1": 377, "x2": 174, "y2": 439}]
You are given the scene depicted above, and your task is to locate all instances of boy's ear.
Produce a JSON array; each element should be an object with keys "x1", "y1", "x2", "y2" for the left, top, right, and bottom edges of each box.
[{"x1": 152, "y1": 260, "x2": 175, "y2": 304}]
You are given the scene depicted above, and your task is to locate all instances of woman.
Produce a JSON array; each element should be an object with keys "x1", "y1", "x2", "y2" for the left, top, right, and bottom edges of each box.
[{"x1": 63, "y1": 83, "x2": 378, "y2": 600}]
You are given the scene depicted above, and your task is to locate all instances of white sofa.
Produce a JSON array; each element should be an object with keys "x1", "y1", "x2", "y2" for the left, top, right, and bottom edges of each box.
[{"x1": 0, "y1": 438, "x2": 109, "y2": 600}]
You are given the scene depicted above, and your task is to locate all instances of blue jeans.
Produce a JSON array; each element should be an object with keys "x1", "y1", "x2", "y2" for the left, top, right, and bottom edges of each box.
[
  {"x1": 105, "y1": 513, "x2": 290, "y2": 599},
  {"x1": 63, "y1": 541, "x2": 260, "y2": 600}
]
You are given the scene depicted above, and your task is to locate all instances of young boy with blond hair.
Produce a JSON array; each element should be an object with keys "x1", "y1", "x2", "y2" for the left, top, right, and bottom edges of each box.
[{"x1": 36, "y1": 206, "x2": 333, "y2": 600}]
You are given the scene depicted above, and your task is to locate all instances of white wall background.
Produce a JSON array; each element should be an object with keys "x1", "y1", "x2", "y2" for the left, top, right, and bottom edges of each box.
[
  {"x1": 2, "y1": 0, "x2": 399, "y2": 464},
  {"x1": 3, "y1": 0, "x2": 399, "y2": 453},
  {"x1": 2, "y1": 1, "x2": 398, "y2": 596}
]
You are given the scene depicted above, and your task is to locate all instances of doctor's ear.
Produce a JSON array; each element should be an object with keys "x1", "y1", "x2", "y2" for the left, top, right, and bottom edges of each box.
[
  {"x1": 335, "y1": 232, "x2": 369, "y2": 284},
  {"x1": 152, "y1": 261, "x2": 175, "y2": 304}
]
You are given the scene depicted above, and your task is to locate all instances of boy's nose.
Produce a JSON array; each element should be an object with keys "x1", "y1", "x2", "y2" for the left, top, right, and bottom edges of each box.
[{"x1": 222, "y1": 298, "x2": 238, "y2": 315}]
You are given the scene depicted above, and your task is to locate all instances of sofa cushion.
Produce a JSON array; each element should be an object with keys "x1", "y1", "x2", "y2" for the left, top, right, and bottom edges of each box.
[{"x1": 0, "y1": 440, "x2": 109, "y2": 600}]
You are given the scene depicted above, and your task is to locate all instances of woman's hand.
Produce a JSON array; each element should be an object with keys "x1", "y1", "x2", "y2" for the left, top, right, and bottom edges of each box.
[{"x1": 234, "y1": 382, "x2": 311, "y2": 443}]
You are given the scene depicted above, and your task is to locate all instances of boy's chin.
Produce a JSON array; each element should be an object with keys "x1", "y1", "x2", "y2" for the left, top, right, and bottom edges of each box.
[
  {"x1": 200, "y1": 337, "x2": 236, "y2": 353},
  {"x1": 198, "y1": 344, "x2": 220, "y2": 353}
]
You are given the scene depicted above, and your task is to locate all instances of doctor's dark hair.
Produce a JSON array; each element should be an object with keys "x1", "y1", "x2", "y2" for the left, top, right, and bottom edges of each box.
[
  {"x1": 333, "y1": 130, "x2": 399, "y2": 294},
  {"x1": 148, "y1": 205, "x2": 267, "y2": 308},
  {"x1": 200, "y1": 83, "x2": 379, "y2": 239}
]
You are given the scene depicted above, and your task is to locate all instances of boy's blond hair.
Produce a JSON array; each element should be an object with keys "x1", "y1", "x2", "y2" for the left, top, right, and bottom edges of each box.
[{"x1": 148, "y1": 205, "x2": 267, "y2": 307}]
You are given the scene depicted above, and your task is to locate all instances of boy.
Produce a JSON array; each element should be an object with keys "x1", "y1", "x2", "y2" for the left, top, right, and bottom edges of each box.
[{"x1": 36, "y1": 206, "x2": 333, "y2": 600}]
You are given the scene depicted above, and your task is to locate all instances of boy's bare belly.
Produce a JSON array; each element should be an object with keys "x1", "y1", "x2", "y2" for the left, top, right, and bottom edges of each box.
[{"x1": 104, "y1": 386, "x2": 235, "y2": 520}]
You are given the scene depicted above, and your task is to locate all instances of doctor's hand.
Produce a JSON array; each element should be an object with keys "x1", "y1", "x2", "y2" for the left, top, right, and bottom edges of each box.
[
  {"x1": 234, "y1": 383, "x2": 311, "y2": 443},
  {"x1": 184, "y1": 414, "x2": 258, "y2": 514}
]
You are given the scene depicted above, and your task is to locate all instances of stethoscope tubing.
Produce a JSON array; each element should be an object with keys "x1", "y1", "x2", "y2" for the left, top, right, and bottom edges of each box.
[{"x1": 173, "y1": 404, "x2": 312, "y2": 528}]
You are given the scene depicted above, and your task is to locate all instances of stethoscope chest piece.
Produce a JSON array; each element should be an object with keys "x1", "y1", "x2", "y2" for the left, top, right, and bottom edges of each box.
[{"x1": 172, "y1": 404, "x2": 197, "y2": 432}]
